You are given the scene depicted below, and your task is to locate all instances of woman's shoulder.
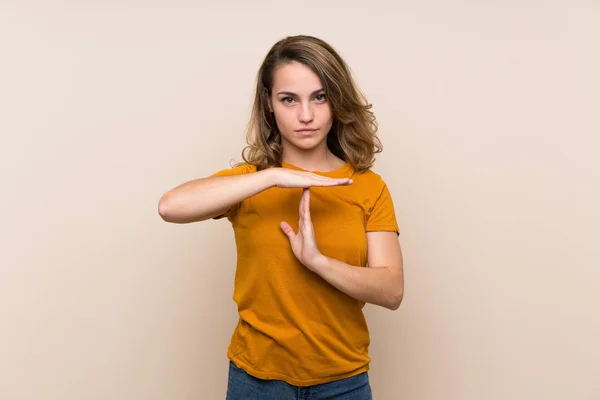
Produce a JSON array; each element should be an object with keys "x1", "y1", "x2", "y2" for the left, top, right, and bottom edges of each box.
[
  {"x1": 351, "y1": 168, "x2": 396, "y2": 212},
  {"x1": 353, "y1": 167, "x2": 387, "y2": 187},
  {"x1": 231, "y1": 161, "x2": 257, "y2": 173},
  {"x1": 211, "y1": 161, "x2": 257, "y2": 177}
]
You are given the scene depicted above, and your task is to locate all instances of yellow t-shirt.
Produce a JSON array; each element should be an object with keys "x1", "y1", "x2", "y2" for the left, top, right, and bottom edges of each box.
[{"x1": 211, "y1": 161, "x2": 399, "y2": 386}]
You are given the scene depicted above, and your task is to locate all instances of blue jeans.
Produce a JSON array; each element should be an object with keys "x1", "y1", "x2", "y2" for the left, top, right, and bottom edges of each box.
[{"x1": 226, "y1": 361, "x2": 372, "y2": 400}]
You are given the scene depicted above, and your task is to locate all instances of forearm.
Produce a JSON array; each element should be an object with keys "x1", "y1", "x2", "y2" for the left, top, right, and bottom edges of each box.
[
  {"x1": 311, "y1": 255, "x2": 404, "y2": 310},
  {"x1": 159, "y1": 169, "x2": 275, "y2": 223}
]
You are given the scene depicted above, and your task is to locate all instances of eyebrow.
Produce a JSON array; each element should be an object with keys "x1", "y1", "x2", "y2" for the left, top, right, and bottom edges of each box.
[{"x1": 276, "y1": 88, "x2": 325, "y2": 96}]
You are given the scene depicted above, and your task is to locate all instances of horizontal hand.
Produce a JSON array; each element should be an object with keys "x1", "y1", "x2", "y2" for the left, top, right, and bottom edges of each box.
[{"x1": 269, "y1": 168, "x2": 353, "y2": 189}]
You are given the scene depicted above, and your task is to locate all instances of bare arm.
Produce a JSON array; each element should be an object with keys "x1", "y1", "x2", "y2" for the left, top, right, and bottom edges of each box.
[
  {"x1": 158, "y1": 169, "x2": 275, "y2": 223},
  {"x1": 158, "y1": 168, "x2": 353, "y2": 224},
  {"x1": 311, "y1": 232, "x2": 404, "y2": 310}
]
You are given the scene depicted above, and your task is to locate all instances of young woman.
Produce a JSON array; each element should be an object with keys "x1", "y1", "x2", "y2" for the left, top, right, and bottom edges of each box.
[{"x1": 158, "y1": 35, "x2": 404, "y2": 400}]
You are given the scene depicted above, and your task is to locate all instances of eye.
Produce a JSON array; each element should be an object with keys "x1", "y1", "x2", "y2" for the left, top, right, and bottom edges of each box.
[
  {"x1": 315, "y1": 93, "x2": 327, "y2": 102},
  {"x1": 281, "y1": 97, "x2": 295, "y2": 104}
]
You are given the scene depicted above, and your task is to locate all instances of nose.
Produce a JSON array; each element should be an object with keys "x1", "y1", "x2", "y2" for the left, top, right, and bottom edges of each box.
[{"x1": 298, "y1": 101, "x2": 314, "y2": 123}]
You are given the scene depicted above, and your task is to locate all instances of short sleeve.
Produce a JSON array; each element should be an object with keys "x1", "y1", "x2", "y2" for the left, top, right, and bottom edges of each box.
[
  {"x1": 365, "y1": 180, "x2": 400, "y2": 235},
  {"x1": 210, "y1": 163, "x2": 255, "y2": 220}
]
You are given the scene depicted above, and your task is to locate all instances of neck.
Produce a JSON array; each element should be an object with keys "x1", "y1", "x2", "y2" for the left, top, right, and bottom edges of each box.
[{"x1": 282, "y1": 142, "x2": 344, "y2": 172}]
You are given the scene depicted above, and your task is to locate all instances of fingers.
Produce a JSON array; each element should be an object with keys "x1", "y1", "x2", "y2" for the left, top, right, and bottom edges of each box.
[
  {"x1": 283, "y1": 170, "x2": 352, "y2": 188},
  {"x1": 300, "y1": 189, "x2": 313, "y2": 235},
  {"x1": 301, "y1": 172, "x2": 352, "y2": 184},
  {"x1": 310, "y1": 175, "x2": 353, "y2": 186},
  {"x1": 298, "y1": 189, "x2": 307, "y2": 229},
  {"x1": 280, "y1": 221, "x2": 296, "y2": 241},
  {"x1": 303, "y1": 188, "x2": 311, "y2": 221}
]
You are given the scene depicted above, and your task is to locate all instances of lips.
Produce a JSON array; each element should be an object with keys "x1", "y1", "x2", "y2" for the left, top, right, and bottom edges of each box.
[{"x1": 296, "y1": 129, "x2": 317, "y2": 136}]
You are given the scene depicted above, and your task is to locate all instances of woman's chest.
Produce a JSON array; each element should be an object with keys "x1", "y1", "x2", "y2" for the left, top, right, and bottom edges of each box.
[{"x1": 233, "y1": 187, "x2": 369, "y2": 261}]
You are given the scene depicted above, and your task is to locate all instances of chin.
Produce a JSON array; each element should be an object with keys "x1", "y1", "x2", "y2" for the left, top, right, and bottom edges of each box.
[
  {"x1": 289, "y1": 138, "x2": 327, "y2": 151},
  {"x1": 282, "y1": 132, "x2": 327, "y2": 148}
]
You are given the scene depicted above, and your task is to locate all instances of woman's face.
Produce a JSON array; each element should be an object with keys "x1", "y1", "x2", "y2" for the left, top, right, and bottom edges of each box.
[{"x1": 268, "y1": 61, "x2": 333, "y2": 153}]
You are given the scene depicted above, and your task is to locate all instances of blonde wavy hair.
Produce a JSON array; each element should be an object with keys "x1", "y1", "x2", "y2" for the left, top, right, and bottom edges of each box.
[{"x1": 239, "y1": 35, "x2": 382, "y2": 172}]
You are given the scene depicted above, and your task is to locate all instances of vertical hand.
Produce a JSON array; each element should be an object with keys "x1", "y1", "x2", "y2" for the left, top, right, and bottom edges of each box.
[{"x1": 280, "y1": 188, "x2": 323, "y2": 271}]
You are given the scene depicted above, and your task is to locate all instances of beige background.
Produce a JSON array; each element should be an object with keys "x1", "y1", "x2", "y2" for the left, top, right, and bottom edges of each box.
[{"x1": 1, "y1": 1, "x2": 599, "y2": 399}]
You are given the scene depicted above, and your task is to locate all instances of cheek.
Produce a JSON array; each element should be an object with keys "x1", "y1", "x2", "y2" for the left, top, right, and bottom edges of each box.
[
  {"x1": 317, "y1": 106, "x2": 333, "y2": 123},
  {"x1": 273, "y1": 107, "x2": 294, "y2": 127}
]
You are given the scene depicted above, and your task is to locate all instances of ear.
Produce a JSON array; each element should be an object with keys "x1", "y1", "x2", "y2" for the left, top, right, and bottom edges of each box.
[{"x1": 264, "y1": 87, "x2": 273, "y2": 113}]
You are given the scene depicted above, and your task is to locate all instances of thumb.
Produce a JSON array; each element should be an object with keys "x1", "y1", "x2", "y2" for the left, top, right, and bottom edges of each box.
[{"x1": 280, "y1": 221, "x2": 296, "y2": 241}]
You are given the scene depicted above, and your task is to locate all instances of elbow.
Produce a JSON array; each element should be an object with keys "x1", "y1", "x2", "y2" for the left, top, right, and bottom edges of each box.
[
  {"x1": 158, "y1": 193, "x2": 208, "y2": 224},
  {"x1": 158, "y1": 193, "x2": 175, "y2": 222},
  {"x1": 384, "y1": 268, "x2": 404, "y2": 311},
  {"x1": 387, "y1": 289, "x2": 404, "y2": 311}
]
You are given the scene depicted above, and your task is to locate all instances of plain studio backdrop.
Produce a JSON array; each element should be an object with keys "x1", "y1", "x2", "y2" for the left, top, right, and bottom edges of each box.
[{"x1": 1, "y1": 1, "x2": 598, "y2": 399}]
